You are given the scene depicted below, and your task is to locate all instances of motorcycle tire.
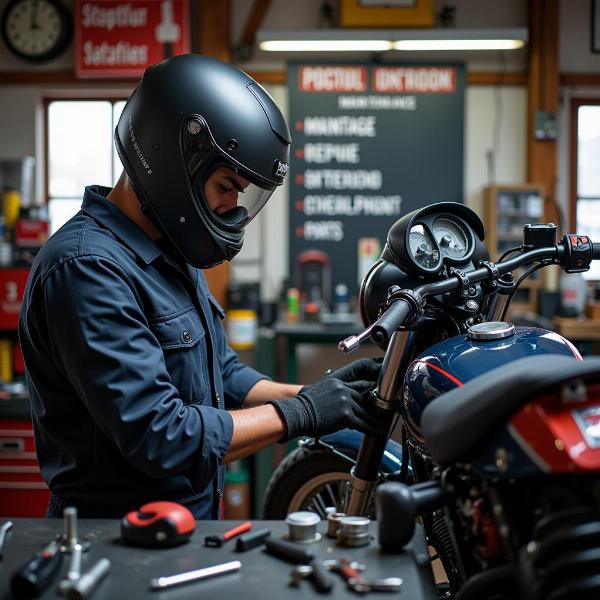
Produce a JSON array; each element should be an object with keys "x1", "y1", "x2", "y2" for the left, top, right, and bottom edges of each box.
[{"x1": 262, "y1": 447, "x2": 353, "y2": 519}]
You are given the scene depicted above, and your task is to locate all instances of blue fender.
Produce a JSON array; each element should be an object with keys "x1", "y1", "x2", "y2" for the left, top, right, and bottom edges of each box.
[{"x1": 311, "y1": 429, "x2": 406, "y2": 474}]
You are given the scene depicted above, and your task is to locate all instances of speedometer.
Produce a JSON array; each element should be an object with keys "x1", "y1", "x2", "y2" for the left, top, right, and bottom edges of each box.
[
  {"x1": 409, "y1": 224, "x2": 440, "y2": 270},
  {"x1": 432, "y1": 217, "x2": 470, "y2": 261}
]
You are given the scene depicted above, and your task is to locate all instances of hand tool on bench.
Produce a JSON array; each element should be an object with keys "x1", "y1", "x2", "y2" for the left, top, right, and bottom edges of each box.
[
  {"x1": 205, "y1": 521, "x2": 252, "y2": 547},
  {"x1": 150, "y1": 560, "x2": 242, "y2": 590},
  {"x1": 0, "y1": 520, "x2": 13, "y2": 559},
  {"x1": 265, "y1": 537, "x2": 334, "y2": 593},
  {"x1": 10, "y1": 535, "x2": 64, "y2": 600}
]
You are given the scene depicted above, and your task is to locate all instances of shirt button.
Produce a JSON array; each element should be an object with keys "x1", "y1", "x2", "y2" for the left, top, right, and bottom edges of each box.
[{"x1": 182, "y1": 330, "x2": 192, "y2": 343}]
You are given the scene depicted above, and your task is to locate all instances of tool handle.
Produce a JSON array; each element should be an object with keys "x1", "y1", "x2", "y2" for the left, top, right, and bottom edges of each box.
[
  {"x1": 67, "y1": 558, "x2": 111, "y2": 600},
  {"x1": 309, "y1": 560, "x2": 334, "y2": 593},
  {"x1": 10, "y1": 549, "x2": 63, "y2": 600},
  {"x1": 264, "y1": 537, "x2": 314, "y2": 564},
  {"x1": 235, "y1": 528, "x2": 271, "y2": 552},
  {"x1": 223, "y1": 521, "x2": 252, "y2": 541},
  {"x1": 338, "y1": 560, "x2": 362, "y2": 582}
]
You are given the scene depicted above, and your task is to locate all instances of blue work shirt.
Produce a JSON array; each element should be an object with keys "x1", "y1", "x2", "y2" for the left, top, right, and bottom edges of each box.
[{"x1": 19, "y1": 185, "x2": 267, "y2": 519}]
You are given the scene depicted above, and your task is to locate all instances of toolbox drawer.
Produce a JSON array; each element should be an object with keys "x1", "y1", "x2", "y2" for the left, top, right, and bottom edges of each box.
[{"x1": 0, "y1": 420, "x2": 50, "y2": 517}]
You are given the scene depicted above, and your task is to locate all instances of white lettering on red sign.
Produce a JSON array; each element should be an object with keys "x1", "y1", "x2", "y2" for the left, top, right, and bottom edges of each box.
[
  {"x1": 83, "y1": 41, "x2": 148, "y2": 66},
  {"x1": 300, "y1": 66, "x2": 367, "y2": 92},
  {"x1": 373, "y1": 68, "x2": 456, "y2": 93},
  {"x1": 81, "y1": 3, "x2": 148, "y2": 30}
]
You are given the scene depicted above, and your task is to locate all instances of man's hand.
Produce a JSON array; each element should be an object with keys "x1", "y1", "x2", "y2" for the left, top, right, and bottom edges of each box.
[
  {"x1": 324, "y1": 357, "x2": 381, "y2": 384},
  {"x1": 267, "y1": 377, "x2": 383, "y2": 442}
]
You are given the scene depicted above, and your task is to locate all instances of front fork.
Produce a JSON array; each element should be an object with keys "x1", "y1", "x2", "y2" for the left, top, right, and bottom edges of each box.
[{"x1": 346, "y1": 330, "x2": 418, "y2": 515}]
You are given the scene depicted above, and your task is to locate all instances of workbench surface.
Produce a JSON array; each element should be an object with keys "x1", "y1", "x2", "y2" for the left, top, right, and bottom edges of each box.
[{"x1": 0, "y1": 519, "x2": 438, "y2": 599}]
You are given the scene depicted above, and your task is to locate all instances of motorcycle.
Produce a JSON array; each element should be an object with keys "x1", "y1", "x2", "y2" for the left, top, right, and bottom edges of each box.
[{"x1": 263, "y1": 201, "x2": 600, "y2": 599}]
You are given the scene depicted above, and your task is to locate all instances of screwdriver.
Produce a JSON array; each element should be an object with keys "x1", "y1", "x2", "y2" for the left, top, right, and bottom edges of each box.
[{"x1": 10, "y1": 535, "x2": 64, "y2": 600}]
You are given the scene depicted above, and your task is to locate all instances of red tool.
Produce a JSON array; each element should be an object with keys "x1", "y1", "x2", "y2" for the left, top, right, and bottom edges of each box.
[
  {"x1": 121, "y1": 501, "x2": 195, "y2": 548},
  {"x1": 205, "y1": 521, "x2": 252, "y2": 547}
]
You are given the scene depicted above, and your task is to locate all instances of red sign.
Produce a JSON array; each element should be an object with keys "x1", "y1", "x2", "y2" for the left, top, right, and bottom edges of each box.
[
  {"x1": 75, "y1": 0, "x2": 190, "y2": 78},
  {"x1": 372, "y1": 67, "x2": 457, "y2": 93},
  {"x1": 299, "y1": 66, "x2": 367, "y2": 93}
]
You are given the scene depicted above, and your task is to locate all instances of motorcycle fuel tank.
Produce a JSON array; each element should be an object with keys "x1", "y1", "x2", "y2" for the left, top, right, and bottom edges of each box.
[{"x1": 403, "y1": 323, "x2": 580, "y2": 446}]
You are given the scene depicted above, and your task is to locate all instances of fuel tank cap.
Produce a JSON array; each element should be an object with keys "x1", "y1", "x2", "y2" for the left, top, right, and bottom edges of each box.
[{"x1": 467, "y1": 321, "x2": 515, "y2": 341}]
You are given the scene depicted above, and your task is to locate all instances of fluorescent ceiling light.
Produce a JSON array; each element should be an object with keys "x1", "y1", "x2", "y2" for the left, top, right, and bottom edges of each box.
[
  {"x1": 260, "y1": 40, "x2": 393, "y2": 52},
  {"x1": 394, "y1": 39, "x2": 525, "y2": 51},
  {"x1": 257, "y1": 28, "x2": 528, "y2": 53}
]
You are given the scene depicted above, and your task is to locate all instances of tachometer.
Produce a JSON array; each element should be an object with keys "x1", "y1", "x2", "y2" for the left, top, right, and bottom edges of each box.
[
  {"x1": 432, "y1": 217, "x2": 470, "y2": 261},
  {"x1": 409, "y1": 224, "x2": 440, "y2": 270}
]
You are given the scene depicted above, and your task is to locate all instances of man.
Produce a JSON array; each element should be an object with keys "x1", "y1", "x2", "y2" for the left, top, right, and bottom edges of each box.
[{"x1": 19, "y1": 55, "x2": 382, "y2": 519}]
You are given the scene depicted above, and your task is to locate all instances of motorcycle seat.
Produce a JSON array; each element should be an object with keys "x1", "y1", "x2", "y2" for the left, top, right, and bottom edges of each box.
[{"x1": 421, "y1": 355, "x2": 600, "y2": 465}]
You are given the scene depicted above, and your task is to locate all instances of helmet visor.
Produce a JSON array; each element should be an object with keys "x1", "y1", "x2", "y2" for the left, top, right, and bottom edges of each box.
[{"x1": 202, "y1": 165, "x2": 274, "y2": 230}]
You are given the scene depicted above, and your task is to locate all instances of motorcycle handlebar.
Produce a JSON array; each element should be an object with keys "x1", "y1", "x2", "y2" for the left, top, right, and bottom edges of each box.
[
  {"x1": 371, "y1": 299, "x2": 413, "y2": 347},
  {"x1": 341, "y1": 239, "x2": 600, "y2": 352}
]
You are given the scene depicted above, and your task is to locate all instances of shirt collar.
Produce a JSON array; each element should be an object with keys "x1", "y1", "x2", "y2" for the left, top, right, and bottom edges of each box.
[{"x1": 81, "y1": 185, "x2": 162, "y2": 265}]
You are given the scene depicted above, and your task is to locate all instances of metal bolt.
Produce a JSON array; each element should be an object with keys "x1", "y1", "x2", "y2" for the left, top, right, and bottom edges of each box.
[
  {"x1": 495, "y1": 448, "x2": 509, "y2": 471},
  {"x1": 466, "y1": 299, "x2": 478, "y2": 311},
  {"x1": 187, "y1": 119, "x2": 202, "y2": 135},
  {"x1": 61, "y1": 507, "x2": 90, "y2": 553}
]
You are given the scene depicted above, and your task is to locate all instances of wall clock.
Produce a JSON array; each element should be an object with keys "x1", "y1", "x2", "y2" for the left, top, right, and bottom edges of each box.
[{"x1": 1, "y1": 0, "x2": 71, "y2": 63}]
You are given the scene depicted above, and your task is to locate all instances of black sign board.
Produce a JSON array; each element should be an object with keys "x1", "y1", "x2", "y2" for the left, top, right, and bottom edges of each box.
[{"x1": 288, "y1": 62, "x2": 465, "y2": 297}]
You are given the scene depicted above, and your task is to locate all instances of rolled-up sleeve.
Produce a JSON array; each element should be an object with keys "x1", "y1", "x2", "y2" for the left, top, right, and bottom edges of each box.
[{"x1": 42, "y1": 255, "x2": 233, "y2": 489}]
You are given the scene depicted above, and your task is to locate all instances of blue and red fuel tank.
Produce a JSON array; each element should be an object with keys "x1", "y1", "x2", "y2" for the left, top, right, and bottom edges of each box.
[{"x1": 403, "y1": 324, "x2": 580, "y2": 448}]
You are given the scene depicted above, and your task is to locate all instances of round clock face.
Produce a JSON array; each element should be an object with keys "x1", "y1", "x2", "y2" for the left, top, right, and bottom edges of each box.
[{"x1": 1, "y1": 0, "x2": 70, "y2": 62}]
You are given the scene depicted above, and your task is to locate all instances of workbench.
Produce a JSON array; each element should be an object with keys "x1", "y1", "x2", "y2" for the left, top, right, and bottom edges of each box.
[{"x1": 0, "y1": 519, "x2": 438, "y2": 599}]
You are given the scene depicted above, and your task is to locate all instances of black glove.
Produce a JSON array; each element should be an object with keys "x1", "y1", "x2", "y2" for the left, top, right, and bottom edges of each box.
[
  {"x1": 268, "y1": 377, "x2": 383, "y2": 442},
  {"x1": 324, "y1": 357, "x2": 381, "y2": 384}
]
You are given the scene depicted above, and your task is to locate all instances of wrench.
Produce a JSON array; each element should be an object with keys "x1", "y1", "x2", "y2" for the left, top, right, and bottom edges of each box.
[{"x1": 329, "y1": 558, "x2": 402, "y2": 594}]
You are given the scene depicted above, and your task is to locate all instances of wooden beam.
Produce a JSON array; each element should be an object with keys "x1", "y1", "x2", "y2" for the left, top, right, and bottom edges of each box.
[
  {"x1": 527, "y1": 0, "x2": 560, "y2": 226},
  {"x1": 198, "y1": 0, "x2": 231, "y2": 62},
  {"x1": 239, "y1": 0, "x2": 271, "y2": 51},
  {"x1": 560, "y1": 73, "x2": 600, "y2": 87},
  {"x1": 467, "y1": 71, "x2": 527, "y2": 86},
  {"x1": 0, "y1": 71, "x2": 137, "y2": 85}
]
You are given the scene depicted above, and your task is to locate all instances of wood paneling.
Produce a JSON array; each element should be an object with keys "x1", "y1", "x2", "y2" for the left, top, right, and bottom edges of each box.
[{"x1": 527, "y1": 0, "x2": 560, "y2": 226}]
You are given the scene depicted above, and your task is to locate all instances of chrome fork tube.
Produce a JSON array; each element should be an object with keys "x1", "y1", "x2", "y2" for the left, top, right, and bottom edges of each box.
[{"x1": 346, "y1": 330, "x2": 416, "y2": 516}]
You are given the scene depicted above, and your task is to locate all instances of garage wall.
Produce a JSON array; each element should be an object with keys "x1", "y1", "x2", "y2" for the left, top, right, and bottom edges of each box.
[{"x1": 0, "y1": 0, "x2": 595, "y2": 302}]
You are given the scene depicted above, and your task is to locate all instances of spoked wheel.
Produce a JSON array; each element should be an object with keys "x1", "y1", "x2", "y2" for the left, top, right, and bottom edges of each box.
[
  {"x1": 287, "y1": 471, "x2": 352, "y2": 516},
  {"x1": 262, "y1": 447, "x2": 354, "y2": 519}
]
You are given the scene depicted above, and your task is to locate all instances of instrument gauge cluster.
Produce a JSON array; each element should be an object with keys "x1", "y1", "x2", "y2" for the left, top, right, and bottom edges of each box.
[
  {"x1": 404, "y1": 213, "x2": 476, "y2": 274},
  {"x1": 432, "y1": 216, "x2": 470, "y2": 261},
  {"x1": 409, "y1": 224, "x2": 440, "y2": 271}
]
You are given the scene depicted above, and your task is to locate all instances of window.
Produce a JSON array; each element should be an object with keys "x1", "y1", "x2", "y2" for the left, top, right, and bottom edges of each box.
[
  {"x1": 570, "y1": 99, "x2": 600, "y2": 280},
  {"x1": 46, "y1": 99, "x2": 126, "y2": 233}
]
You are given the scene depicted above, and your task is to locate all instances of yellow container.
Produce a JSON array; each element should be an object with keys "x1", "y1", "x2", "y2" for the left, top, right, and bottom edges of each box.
[
  {"x1": 226, "y1": 309, "x2": 257, "y2": 350},
  {"x1": 3, "y1": 191, "x2": 21, "y2": 229},
  {"x1": 0, "y1": 339, "x2": 12, "y2": 383}
]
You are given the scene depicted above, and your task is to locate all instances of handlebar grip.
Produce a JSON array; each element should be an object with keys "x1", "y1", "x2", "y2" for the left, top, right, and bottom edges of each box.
[
  {"x1": 371, "y1": 299, "x2": 412, "y2": 347},
  {"x1": 594, "y1": 243, "x2": 600, "y2": 260}
]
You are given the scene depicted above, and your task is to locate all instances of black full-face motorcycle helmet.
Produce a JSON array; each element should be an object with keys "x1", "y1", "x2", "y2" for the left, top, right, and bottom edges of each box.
[{"x1": 115, "y1": 54, "x2": 291, "y2": 268}]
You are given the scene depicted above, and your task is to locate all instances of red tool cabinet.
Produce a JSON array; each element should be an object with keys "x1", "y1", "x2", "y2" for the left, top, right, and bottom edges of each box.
[
  {"x1": 0, "y1": 418, "x2": 49, "y2": 517},
  {"x1": 0, "y1": 267, "x2": 50, "y2": 517}
]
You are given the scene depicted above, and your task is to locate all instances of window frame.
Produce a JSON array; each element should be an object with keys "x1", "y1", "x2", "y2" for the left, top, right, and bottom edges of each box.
[
  {"x1": 569, "y1": 97, "x2": 600, "y2": 231},
  {"x1": 43, "y1": 95, "x2": 129, "y2": 204}
]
